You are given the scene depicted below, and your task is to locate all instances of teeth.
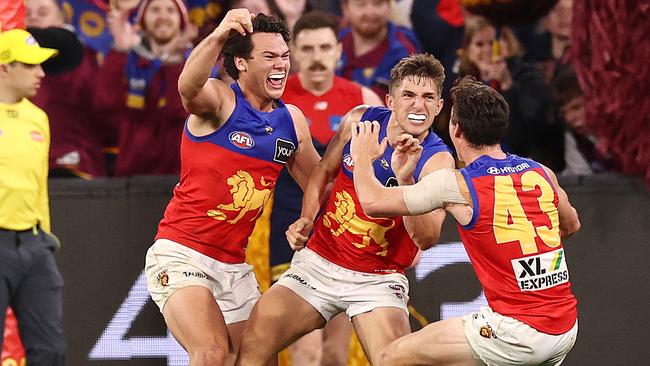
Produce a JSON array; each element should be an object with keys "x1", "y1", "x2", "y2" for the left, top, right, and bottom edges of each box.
[
  {"x1": 407, "y1": 113, "x2": 426, "y2": 121},
  {"x1": 268, "y1": 73, "x2": 286, "y2": 80}
]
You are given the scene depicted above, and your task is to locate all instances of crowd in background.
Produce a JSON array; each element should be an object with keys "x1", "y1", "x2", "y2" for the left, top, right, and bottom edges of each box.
[{"x1": 14, "y1": 0, "x2": 642, "y2": 180}]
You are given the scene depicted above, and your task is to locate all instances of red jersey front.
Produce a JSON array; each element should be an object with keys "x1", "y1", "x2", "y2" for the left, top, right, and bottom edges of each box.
[
  {"x1": 308, "y1": 107, "x2": 451, "y2": 274},
  {"x1": 458, "y1": 155, "x2": 578, "y2": 334},
  {"x1": 283, "y1": 74, "x2": 364, "y2": 148},
  {"x1": 156, "y1": 83, "x2": 298, "y2": 263}
]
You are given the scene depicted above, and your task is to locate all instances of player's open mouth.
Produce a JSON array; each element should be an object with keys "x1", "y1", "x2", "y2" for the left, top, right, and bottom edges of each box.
[
  {"x1": 407, "y1": 113, "x2": 427, "y2": 123},
  {"x1": 267, "y1": 73, "x2": 286, "y2": 89}
]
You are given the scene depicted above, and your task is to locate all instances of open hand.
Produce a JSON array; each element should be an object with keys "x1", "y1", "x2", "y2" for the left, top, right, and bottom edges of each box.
[
  {"x1": 214, "y1": 8, "x2": 255, "y2": 41},
  {"x1": 107, "y1": 8, "x2": 141, "y2": 51},
  {"x1": 391, "y1": 134, "x2": 423, "y2": 184},
  {"x1": 350, "y1": 120, "x2": 388, "y2": 165}
]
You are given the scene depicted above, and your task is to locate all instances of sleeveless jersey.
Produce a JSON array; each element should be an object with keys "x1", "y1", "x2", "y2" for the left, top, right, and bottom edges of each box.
[
  {"x1": 269, "y1": 75, "x2": 366, "y2": 270},
  {"x1": 308, "y1": 107, "x2": 451, "y2": 274},
  {"x1": 458, "y1": 155, "x2": 578, "y2": 334},
  {"x1": 156, "y1": 83, "x2": 298, "y2": 263}
]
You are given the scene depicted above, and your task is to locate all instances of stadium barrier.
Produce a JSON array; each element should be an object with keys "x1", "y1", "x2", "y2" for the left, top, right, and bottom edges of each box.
[{"x1": 36, "y1": 174, "x2": 649, "y2": 365}]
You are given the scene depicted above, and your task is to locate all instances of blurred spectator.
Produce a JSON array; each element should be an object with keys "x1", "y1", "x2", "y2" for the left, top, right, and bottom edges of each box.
[
  {"x1": 410, "y1": 0, "x2": 463, "y2": 97},
  {"x1": 552, "y1": 67, "x2": 617, "y2": 175},
  {"x1": 232, "y1": 0, "x2": 271, "y2": 14},
  {"x1": 390, "y1": 0, "x2": 413, "y2": 28},
  {"x1": 270, "y1": 0, "x2": 313, "y2": 30},
  {"x1": 455, "y1": 16, "x2": 563, "y2": 170},
  {"x1": 95, "y1": 0, "x2": 197, "y2": 176},
  {"x1": 26, "y1": 0, "x2": 109, "y2": 178},
  {"x1": 337, "y1": 0, "x2": 421, "y2": 98},
  {"x1": 24, "y1": 0, "x2": 62, "y2": 28},
  {"x1": 540, "y1": 0, "x2": 572, "y2": 82}
]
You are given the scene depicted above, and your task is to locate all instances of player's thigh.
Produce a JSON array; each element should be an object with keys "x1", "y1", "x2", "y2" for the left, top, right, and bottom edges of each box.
[
  {"x1": 223, "y1": 320, "x2": 247, "y2": 366},
  {"x1": 322, "y1": 313, "x2": 352, "y2": 366},
  {"x1": 288, "y1": 329, "x2": 323, "y2": 366},
  {"x1": 352, "y1": 306, "x2": 411, "y2": 365},
  {"x1": 162, "y1": 285, "x2": 229, "y2": 355},
  {"x1": 244, "y1": 284, "x2": 326, "y2": 350},
  {"x1": 383, "y1": 317, "x2": 479, "y2": 366}
]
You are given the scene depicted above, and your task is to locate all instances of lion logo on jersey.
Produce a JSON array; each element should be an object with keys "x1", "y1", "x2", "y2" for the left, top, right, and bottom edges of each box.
[
  {"x1": 207, "y1": 170, "x2": 272, "y2": 224},
  {"x1": 322, "y1": 190, "x2": 395, "y2": 256}
]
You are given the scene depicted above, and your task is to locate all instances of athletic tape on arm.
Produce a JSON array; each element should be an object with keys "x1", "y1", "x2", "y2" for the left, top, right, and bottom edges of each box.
[{"x1": 402, "y1": 168, "x2": 468, "y2": 215}]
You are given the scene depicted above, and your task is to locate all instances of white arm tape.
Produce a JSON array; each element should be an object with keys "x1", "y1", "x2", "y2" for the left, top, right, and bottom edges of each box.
[{"x1": 402, "y1": 168, "x2": 469, "y2": 215}]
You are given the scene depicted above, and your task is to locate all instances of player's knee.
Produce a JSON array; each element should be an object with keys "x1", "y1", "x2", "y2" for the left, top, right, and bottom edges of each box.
[
  {"x1": 291, "y1": 347, "x2": 322, "y2": 366},
  {"x1": 189, "y1": 344, "x2": 227, "y2": 366},
  {"x1": 322, "y1": 342, "x2": 347, "y2": 366},
  {"x1": 290, "y1": 340, "x2": 322, "y2": 365},
  {"x1": 378, "y1": 343, "x2": 401, "y2": 366},
  {"x1": 238, "y1": 325, "x2": 270, "y2": 358}
]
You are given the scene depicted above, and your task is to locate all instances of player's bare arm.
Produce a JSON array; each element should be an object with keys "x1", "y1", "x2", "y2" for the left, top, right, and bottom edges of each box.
[
  {"x1": 351, "y1": 121, "x2": 468, "y2": 220},
  {"x1": 178, "y1": 9, "x2": 254, "y2": 122},
  {"x1": 285, "y1": 105, "x2": 367, "y2": 250},
  {"x1": 285, "y1": 104, "x2": 321, "y2": 190},
  {"x1": 351, "y1": 120, "x2": 410, "y2": 216},
  {"x1": 544, "y1": 166, "x2": 581, "y2": 238}
]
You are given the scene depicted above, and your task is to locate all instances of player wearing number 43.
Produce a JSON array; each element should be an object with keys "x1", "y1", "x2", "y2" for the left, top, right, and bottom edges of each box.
[{"x1": 350, "y1": 76, "x2": 581, "y2": 366}]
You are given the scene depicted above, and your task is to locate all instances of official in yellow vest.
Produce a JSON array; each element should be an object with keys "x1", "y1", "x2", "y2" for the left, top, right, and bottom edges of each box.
[{"x1": 0, "y1": 28, "x2": 65, "y2": 365}]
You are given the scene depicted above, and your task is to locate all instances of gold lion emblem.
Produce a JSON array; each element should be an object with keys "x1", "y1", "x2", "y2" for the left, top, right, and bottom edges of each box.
[
  {"x1": 479, "y1": 325, "x2": 493, "y2": 339},
  {"x1": 323, "y1": 190, "x2": 395, "y2": 256},
  {"x1": 207, "y1": 170, "x2": 272, "y2": 224},
  {"x1": 156, "y1": 270, "x2": 169, "y2": 287}
]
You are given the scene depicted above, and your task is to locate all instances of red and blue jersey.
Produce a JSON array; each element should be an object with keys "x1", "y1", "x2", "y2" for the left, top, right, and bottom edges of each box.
[
  {"x1": 269, "y1": 75, "x2": 366, "y2": 269},
  {"x1": 156, "y1": 82, "x2": 298, "y2": 263},
  {"x1": 458, "y1": 155, "x2": 578, "y2": 334},
  {"x1": 308, "y1": 107, "x2": 450, "y2": 274},
  {"x1": 283, "y1": 74, "x2": 364, "y2": 151},
  {"x1": 337, "y1": 22, "x2": 421, "y2": 97}
]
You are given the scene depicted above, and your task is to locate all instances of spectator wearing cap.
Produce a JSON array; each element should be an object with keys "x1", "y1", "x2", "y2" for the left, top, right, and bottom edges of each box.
[
  {"x1": 94, "y1": 0, "x2": 197, "y2": 176},
  {"x1": 337, "y1": 0, "x2": 421, "y2": 98},
  {"x1": 0, "y1": 28, "x2": 66, "y2": 366},
  {"x1": 25, "y1": 0, "x2": 109, "y2": 179}
]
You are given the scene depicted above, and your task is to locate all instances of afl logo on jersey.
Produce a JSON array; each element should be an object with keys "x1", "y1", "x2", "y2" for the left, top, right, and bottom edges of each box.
[
  {"x1": 229, "y1": 131, "x2": 255, "y2": 149},
  {"x1": 343, "y1": 154, "x2": 354, "y2": 172}
]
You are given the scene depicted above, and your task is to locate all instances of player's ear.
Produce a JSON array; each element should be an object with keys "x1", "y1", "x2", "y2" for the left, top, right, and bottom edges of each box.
[
  {"x1": 335, "y1": 42, "x2": 342, "y2": 60},
  {"x1": 451, "y1": 122, "x2": 463, "y2": 138},
  {"x1": 385, "y1": 93, "x2": 393, "y2": 110},
  {"x1": 235, "y1": 56, "x2": 247, "y2": 73}
]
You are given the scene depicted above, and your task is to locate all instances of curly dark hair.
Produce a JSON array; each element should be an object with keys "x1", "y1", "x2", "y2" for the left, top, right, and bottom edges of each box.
[
  {"x1": 222, "y1": 13, "x2": 290, "y2": 80},
  {"x1": 388, "y1": 53, "x2": 445, "y2": 96},
  {"x1": 450, "y1": 76, "x2": 509, "y2": 148}
]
